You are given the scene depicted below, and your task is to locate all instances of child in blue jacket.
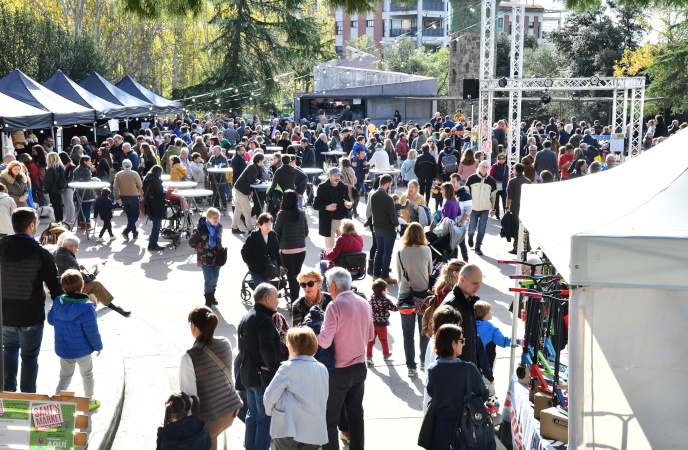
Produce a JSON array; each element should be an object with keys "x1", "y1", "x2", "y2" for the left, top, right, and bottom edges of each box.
[
  {"x1": 475, "y1": 300, "x2": 522, "y2": 369},
  {"x1": 48, "y1": 269, "x2": 103, "y2": 411}
]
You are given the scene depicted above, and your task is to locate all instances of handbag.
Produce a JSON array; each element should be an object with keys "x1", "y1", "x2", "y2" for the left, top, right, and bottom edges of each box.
[
  {"x1": 216, "y1": 247, "x2": 228, "y2": 266},
  {"x1": 139, "y1": 183, "x2": 151, "y2": 216},
  {"x1": 265, "y1": 257, "x2": 279, "y2": 279},
  {"x1": 418, "y1": 401, "x2": 437, "y2": 449}
]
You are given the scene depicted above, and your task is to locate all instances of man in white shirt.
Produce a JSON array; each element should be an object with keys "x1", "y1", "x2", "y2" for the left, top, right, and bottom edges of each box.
[{"x1": 367, "y1": 143, "x2": 391, "y2": 170}]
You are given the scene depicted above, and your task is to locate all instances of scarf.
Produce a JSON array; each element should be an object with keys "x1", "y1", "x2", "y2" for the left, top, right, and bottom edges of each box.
[{"x1": 205, "y1": 219, "x2": 219, "y2": 247}]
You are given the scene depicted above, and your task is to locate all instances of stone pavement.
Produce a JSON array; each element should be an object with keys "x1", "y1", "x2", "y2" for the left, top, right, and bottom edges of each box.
[{"x1": 28, "y1": 194, "x2": 518, "y2": 449}]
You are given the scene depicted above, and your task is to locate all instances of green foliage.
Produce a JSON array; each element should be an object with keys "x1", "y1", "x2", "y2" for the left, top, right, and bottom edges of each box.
[
  {"x1": 0, "y1": 2, "x2": 110, "y2": 82},
  {"x1": 495, "y1": 33, "x2": 539, "y2": 77},
  {"x1": 547, "y1": 0, "x2": 648, "y2": 77},
  {"x1": 646, "y1": 43, "x2": 688, "y2": 116},
  {"x1": 381, "y1": 36, "x2": 449, "y2": 95},
  {"x1": 523, "y1": 46, "x2": 565, "y2": 78},
  {"x1": 344, "y1": 35, "x2": 382, "y2": 62}
]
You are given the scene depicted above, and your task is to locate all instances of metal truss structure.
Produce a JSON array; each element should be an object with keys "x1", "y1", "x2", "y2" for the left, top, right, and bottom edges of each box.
[
  {"x1": 477, "y1": 0, "x2": 496, "y2": 149},
  {"x1": 506, "y1": 5, "x2": 525, "y2": 173}
]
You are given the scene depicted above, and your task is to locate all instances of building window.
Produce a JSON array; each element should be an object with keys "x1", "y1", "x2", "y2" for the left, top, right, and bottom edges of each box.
[
  {"x1": 383, "y1": 23, "x2": 387, "y2": 36},
  {"x1": 336, "y1": 21, "x2": 342, "y2": 34},
  {"x1": 351, "y1": 20, "x2": 358, "y2": 28},
  {"x1": 423, "y1": 18, "x2": 443, "y2": 37},
  {"x1": 390, "y1": 19, "x2": 416, "y2": 37},
  {"x1": 367, "y1": 20, "x2": 374, "y2": 28},
  {"x1": 529, "y1": 21, "x2": 534, "y2": 28},
  {"x1": 335, "y1": 46, "x2": 343, "y2": 57},
  {"x1": 497, "y1": 17, "x2": 503, "y2": 33}
]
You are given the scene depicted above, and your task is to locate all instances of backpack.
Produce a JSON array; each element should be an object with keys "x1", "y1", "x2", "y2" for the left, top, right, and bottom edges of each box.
[
  {"x1": 456, "y1": 364, "x2": 494, "y2": 448},
  {"x1": 442, "y1": 153, "x2": 459, "y2": 174},
  {"x1": 40, "y1": 222, "x2": 68, "y2": 246}
]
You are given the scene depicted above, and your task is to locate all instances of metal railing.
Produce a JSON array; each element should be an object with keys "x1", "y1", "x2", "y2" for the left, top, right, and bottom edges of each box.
[
  {"x1": 390, "y1": 1, "x2": 418, "y2": 12},
  {"x1": 423, "y1": 1, "x2": 446, "y2": 11},
  {"x1": 422, "y1": 27, "x2": 444, "y2": 37},
  {"x1": 390, "y1": 27, "x2": 417, "y2": 37}
]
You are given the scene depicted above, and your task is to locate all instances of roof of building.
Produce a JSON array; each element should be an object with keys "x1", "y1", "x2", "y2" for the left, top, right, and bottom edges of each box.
[{"x1": 499, "y1": 2, "x2": 546, "y2": 11}]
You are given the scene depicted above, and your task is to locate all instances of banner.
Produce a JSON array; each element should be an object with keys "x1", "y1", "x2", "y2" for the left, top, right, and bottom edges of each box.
[{"x1": 0, "y1": 399, "x2": 76, "y2": 450}]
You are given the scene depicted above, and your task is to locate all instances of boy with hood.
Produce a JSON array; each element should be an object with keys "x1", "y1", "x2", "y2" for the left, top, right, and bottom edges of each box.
[{"x1": 48, "y1": 269, "x2": 103, "y2": 411}]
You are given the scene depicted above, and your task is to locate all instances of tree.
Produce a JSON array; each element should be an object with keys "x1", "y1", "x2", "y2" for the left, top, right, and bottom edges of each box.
[
  {"x1": 380, "y1": 36, "x2": 449, "y2": 97},
  {"x1": 344, "y1": 35, "x2": 381, "y2": 62},
  {"x1": 523, "y1": 45, "x2": 565, "y2": 78},
  {"x1": 0, "y1": 2, "x2": 110, "y2": 82},
  {"x1": 495, "y1": 33, "x2": 539, "y2": 77}
]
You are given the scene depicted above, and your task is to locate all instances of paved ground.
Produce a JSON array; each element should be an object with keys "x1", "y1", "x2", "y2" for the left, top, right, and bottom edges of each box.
[{"x1": 30, "y1": 191, "x2": 519, "y2": 449}]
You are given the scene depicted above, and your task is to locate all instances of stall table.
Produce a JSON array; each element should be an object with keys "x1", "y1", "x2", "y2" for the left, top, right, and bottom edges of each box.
[
  {"x1": 250, "y1": 183, "x2": 270, "y2": 212},
  {"x1": 369, "y1": 168, "x2": 402, "y2": 190},
  {"x1": 172, "y1": 189, "x2": 214, "y2": 238},
  {"x1": 206, "y1": 167, "x2": 233, "y2": 214}
]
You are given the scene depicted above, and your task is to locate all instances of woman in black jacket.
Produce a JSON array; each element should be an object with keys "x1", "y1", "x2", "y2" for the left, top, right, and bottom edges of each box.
[
  {"x1": 274, "y1": 190, "x2": 308, "y2": 305},
  {"x1": 43, "y1": 152, "x2": 67, "y2": 221},
  {"x1": 143, "y1": 165, "x2": 167, "y2": 251},
  {"x1": 241, "y1": 213, "x2": 281, "y2": 286}
]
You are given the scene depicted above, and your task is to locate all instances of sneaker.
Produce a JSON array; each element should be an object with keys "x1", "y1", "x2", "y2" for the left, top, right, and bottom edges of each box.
[
  {"x1": 468, "y1": 235, "x2": 474, "y2": 248},
  {"x1": 408, "y1": 368, "x2": 417, "y2": 377},
  {"x1": 419, "y1": 361, "x2": 425, "y2": 371},
  {"x1": 382, "y1": 277, "x2": 397, "y2": 284},
  {"x1": 231, "y1": 227, "x2": 244, "y2": 234},
  {"x1": 63, "y1": 218, "x2": 75, "y2": 225},
  {"x1": 383, "y1": 353, "x2": 393, "y2": 360},
  {"x1": 121, "y1": 233, "x2": 129, "y2": 242},
  {"x1": 109, "y1": 235, "x2": 117, "y2": 241},
  {"x1": 96, "y1": 237, "x2": 106, "y2": 243},
  {"x1": 339, "y1": 431, "x2": 350, "y2": 444},
  {"x1": 89, "y1": 399, "x2": 101, "y2": 411},
  {"x1": 474, "y1": 248, "x2": 484, "y2": 256},
  {"x1": 366, "y1": 357, "x2": 374, "y2": 365}
]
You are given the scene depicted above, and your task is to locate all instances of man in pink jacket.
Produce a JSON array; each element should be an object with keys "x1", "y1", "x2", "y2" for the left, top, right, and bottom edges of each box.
[{"x1": 318, "y1": 267, "x2": 375, "y2": 450}]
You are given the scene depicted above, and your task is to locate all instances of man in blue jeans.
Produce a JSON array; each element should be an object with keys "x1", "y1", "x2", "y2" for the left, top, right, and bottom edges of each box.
[
  {"x1": 237, "y1": 284, "x2": 282, "y2": 450},
  {"x1": 0, "y1": 207, "x2": 63, "y2": 392},
  {"x1": 114, "y1": 159, "x2": 143, "y2": 241},
  {"x1": 370, "y1": 174, "x2": 399, "y2": 284},
  {"x1": 465, "y1": 161, "x2": 497, "y2": 256}
]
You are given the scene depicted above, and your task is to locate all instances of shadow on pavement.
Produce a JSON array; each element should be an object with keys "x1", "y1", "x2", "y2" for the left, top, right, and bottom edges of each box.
[{"x1": 369, "y1": 364, "x2": 424, "y2": 411}]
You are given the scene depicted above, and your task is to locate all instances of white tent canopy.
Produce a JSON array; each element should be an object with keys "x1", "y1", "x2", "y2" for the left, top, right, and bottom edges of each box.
[
  {"x1": 518, "y1": 130, "x2": 688, "y2": 449},
  {"x1": 520, "y1": 130, "x2": 688, "y2": 290}
]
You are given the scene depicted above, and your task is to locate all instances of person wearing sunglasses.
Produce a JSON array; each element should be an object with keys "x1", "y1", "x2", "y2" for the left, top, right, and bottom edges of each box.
[
  {"x1": 292, "y1": 270, "x2": 333, "y2": 327},
  {"x1": 489, "y1": 153, "x2": 508, "y2": 220},
  {"x1": 425, "y1": 324, "x2": 493, "y2": 450}
]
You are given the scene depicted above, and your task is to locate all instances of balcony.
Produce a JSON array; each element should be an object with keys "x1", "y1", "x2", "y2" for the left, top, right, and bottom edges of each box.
[
  {"x1": 390, "y1": 27, "x2": 418, "y2": 37},
  {"x1": 423, "y1": 1, "x2": 446, "y2": 12},
  {"x1": 390, "y1": 1, "x2": 418, "y2": 13},
  {"x1": 422, "y1": 27, "x2": 444, "y2": 37}
]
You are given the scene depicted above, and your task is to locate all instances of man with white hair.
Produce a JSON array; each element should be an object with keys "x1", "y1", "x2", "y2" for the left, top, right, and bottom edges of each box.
[
  {"x1": 53, "y1": 234, "x2": 130, "y2": 316},
  {"x1": 269, "y1": 118, "x2": 282, "y2": 140},
  {"x1": 465, "y1": 161, "x2": 497, "y2": 256},
  {"x1": 122, "y1": 143, "x2": 140, "y2": 174},
  {"x1": 318, "y1": 267, "x2": 374, "y2": 450},
  {"x1": 601, "y1": 153, "x2": 616, "y2": 171},
  {"x1": 0, "y1": 154, "x2": 15, "y2": 172},
  {"x1": 113, "y1": 159, "x2": 143, "y2": 241}
]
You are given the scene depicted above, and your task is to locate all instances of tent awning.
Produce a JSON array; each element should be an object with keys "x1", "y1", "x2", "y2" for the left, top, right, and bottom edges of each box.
[
  {"x1": 115, "y1": 75, "x2": 182, "y2": 115},
  {"x1": 43, "y1": 70, "x2": 127, "y2": 120},
  {"x1": 0, "y1": 92, "x2": 54, "y2": 131},
  {"x1": 519, "y1": 129, "x2": 688, "y2": 290},
  {"x1": 0, "y1": 69, "x2": 95, "y2": 126},
  {"x1": 79, "y1": 72, "x2": 153, "y2": 117}
]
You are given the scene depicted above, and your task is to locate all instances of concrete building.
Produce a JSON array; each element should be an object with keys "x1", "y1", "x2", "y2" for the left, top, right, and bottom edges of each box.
[
  {"x1": 497, "y1": 2, "x2": 563, "y2": 45},
  {"x1": 331, "y1": 0, "x2": 450, "y2": 53},
  {"x1": 294, "y1": 51, "x2": 438, "y2": 125}
]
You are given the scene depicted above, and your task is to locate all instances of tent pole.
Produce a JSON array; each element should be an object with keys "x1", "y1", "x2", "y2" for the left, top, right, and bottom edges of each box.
[{"x1": 93, "y1": 122, "x2": 97, "y2": 143}]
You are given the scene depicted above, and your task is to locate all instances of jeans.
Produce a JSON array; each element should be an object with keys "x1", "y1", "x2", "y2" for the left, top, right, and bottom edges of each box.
[
  {"x1": 418, "y1": 177, "x2": 433, "y2": 204},
  {"x1": 49, "y1": 193, "x2": 63, "y2": 222},
  {"x1": 319, "y1": 260, "x2": 329, "y2": 292},
  {"x1": 494, "y1": 190, "x2": 507, "y2": 218},
  {"x1": 281, "y1": 251, "x2": 305, "y2": 303},
  {"x1": 250, "y1": 271, "x2": 271, "y2": 286},
  {"x1": 78, "y1": 194, "x2": 92, "y2": 223},
  {"x1": 324, "y1": 363, "x2": 366, "y2": 450},
  {"x1": 201, "y1": 265, "x2": 221, "y2": 294},
  {"x1": 468, "y1": 209, "x2": 490, "y2": 249},
  {"x1": 148, "y1": 216, "x2": 162, "y2": 248},
  {"x1": 56, "y1": 354, "x2": 94, "y2": 398},
  {"x1": 373, "y1": 228, "x2": 396, "y2": 278},
  {"x1": 120, "y1": 196, "x2": 139, "y2": 234},
  {"x1": 62, "y1": 187, "x2": 75, "y2": 222},
  {"x1": 245, "y1": 386, "x2": 271, "y2": 450},
  {"x1": 400, "y1": 313, "x2": 429, "y2": 370},
  {"x1": 3, "y1": 323, "x2": 44, "y2": 393}
]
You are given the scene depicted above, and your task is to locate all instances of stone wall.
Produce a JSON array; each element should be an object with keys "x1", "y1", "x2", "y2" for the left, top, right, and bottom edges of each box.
[{"x1": 447, "y1": 31, "x2": 481, "y2": 113}]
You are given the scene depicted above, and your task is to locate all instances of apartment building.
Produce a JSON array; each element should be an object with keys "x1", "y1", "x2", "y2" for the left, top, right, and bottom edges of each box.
[
  {"x1": 498, "y1": 2, "x2": 563, "y2": 45},
  {"x1": 331, "y1": 0, "x2": 450, "y2": 55}
]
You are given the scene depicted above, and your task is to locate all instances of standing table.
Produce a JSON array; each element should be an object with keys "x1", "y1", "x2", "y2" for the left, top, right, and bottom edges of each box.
[
  {"x1": 68, "y1": 181, "x2": 111, "y2": 240},
  {"x1": 171, "y1": 189, "x2": 214, "y2": 238},
  {"x1": 321, "y1": 151, "x2": 347, "y2": 164},
  {"x1": 206, "y1": 167, "x2": 233, "y2": 214},
  {"x1": 250, "y1": 183, "x2": 270, "y2": 212},
  {"x1": 369, "y1": 168, "x2": 402, "y2": 191}
]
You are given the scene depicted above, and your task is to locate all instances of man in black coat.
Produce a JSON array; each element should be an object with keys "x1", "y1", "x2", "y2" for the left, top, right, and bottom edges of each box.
[
  {"x1": 313, "y1": 167, "x2": 352, "y2": 249},
  {"x1": 143, "y1": 166, "x2": 167, "y2": 251},
  {"x1": 441, "y1": 264, "x2": 495, "y2": 393},
  {"x1": 270, "y1": 155, "x2": 308, "y2": 196},
  {"x1": 545, "y1": 117, "x2": 558, "y2": 137},
  {"x1": 0, "y1": 208, "x2": 63, "y2": 393},
  {"x1": 238, "y1": 283, "x2": 282, "y2": 448},
  {"x1": 341, "y1": 128, "x2": 355, "y2": 156},
  {"x1": 340, "y1": 105, "x2": 353, "y2": 122},
  {"x1": 415, "y1": 143, "x2": 438, "y2": 203},
  {"x1": 233, "y1": 154, "x2": 265, "y2": 234}
]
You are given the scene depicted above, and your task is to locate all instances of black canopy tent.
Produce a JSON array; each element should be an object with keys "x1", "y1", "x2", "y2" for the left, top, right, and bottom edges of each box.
[
  {"x1": 43, "y1": 70, "x2": 128, "y2": 120},
  {"x1": 0, "y1": 91, "x2": 54, "y2": 131},
  {"x1": 116, "y1": 75, "x2": 182, "y2": 115},
  {"x1": 79, "y1": 72, "x2": 153, "y2": 118},
  {"x1": 0, "y1": 69, "x2": 95, "y2": 126}
]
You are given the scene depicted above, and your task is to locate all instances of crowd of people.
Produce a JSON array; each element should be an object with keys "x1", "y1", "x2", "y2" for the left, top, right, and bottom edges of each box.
[{"x1": 0, "y1": 108, "x2": 683, "y2": 450}]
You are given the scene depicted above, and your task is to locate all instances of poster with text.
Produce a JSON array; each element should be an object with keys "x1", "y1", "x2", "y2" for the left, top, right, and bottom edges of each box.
[
  {"x1": 0, "y1": 399, "x2": 30, "y2": 449},
  {"x1": 29, "y1": 401, "x2": 75, "y2": 450}
]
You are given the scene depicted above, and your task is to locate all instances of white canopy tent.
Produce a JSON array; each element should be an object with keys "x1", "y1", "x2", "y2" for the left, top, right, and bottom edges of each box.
[{"x1": 519, "y1": 130, "x2": 688, "y2": 448}]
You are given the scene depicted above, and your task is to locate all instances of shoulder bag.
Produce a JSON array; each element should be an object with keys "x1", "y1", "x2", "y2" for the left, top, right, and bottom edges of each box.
[
  {"x1": 216, "y1": 246, "x2": 228, "y2": 266},
  {"x1": 417, "y1": 400, "x2": 436, "y2": 449}
]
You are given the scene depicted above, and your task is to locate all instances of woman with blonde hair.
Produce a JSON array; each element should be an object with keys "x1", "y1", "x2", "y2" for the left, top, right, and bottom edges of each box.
[
  {"x1": 400, "y1": 149, "x2": 418, "y2": 186},
  {"x1": 397, "y1": 223, "x2": 432, "y2": 377},
  {"x1": 0, "y1": 161, "x2": 30, "y2": 207},
  {"x1": 383, "y1": 138, "x2": 398, "y2": 167},
  {"x1": 42, "y1": 152, "x2": 67, "y2": 221},
  {"x1": 277, "y1": 131, "x2": 291, "y2": 154},
  {"x1": 433, "y1": 259, "x2": 465, "y2": 305},
  {"x1": 457, "y1": 149, "x2": 478, "y2": 182},
  {"x1": 399, "y1": 179, "x2": 426, "y2": 223},
  {"x1": 292, "y1": 269, "x2": 333, "y2": 327}
]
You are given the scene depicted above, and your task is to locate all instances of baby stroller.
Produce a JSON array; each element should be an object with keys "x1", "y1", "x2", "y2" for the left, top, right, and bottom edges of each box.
[
  {"x1": 426, "y1": 230, "x2": 456, "y2": 288},
  {"x1": 40, "y1": 222, "x2": 69, "y2": 246},
  {"x1": 159, "y1": 201, "x2": 185, "y2": 248},
  {"x1": 240, "y1": 267, "x2": 292, "y2": 310}
]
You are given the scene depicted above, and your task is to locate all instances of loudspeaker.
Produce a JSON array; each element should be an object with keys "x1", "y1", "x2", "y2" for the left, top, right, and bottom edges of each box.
[{"x1": 463, "y1": 78, "x2": 479, "y2": 100}]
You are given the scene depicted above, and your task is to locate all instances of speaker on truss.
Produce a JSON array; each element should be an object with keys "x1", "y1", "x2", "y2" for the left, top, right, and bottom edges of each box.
[{"x1": 463, "y1": 78, "x2": 479, "y2": 100}]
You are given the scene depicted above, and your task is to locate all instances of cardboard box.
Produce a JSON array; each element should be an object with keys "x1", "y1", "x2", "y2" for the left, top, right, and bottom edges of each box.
[
  {"x1": 534, "y1": 392, "x2": 553, "y2": 419},
  {"x1": 540, "y1": 407, "x2": 569, "y2": 443}
]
